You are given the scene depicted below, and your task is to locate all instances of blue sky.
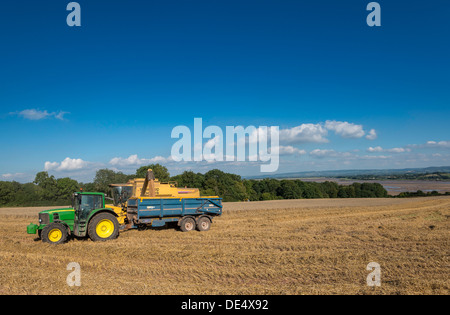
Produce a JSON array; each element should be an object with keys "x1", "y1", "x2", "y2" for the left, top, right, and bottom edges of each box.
[{"x1": 0, "y1": 0, "x2": 449, "y2": 182}]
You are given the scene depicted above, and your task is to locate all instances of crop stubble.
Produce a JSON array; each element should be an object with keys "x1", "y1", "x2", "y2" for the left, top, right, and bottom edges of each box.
[{"x1": 0, "y1": 197, "x2": 448, "y2": 295}]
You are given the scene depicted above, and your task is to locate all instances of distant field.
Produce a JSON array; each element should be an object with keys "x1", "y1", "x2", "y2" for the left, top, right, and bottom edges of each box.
[
  {"x1": 0, "y1": 197, "x2": 448, "y2": 295},
  {"x1": 299, "y1": 178, "x2": 450, "y2": 195}
]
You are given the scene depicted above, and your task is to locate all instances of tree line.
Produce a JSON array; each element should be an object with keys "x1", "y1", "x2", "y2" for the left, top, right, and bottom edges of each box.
[
  {"x1": 0, "y1": 164, "x2": 394, "y2": 207},
  {"x1": 338, "y1": 172, "x2": 450, "y2": 181},
  {"x1": 396, "y1": 190, "x2": 450, "y2": 198}
]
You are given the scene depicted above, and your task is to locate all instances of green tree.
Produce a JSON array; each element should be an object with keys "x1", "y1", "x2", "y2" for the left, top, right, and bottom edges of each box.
[
  {"x1": 321, "y1": 181, "x2": 339, "y2": 198},
  {"x1": 372, "y1": 183, "x2": 388, "y2": 197},
  {"x1": 338, "y1": 185, "x2": 356, "y2": 198},
  {"x1": 351, "y1": 183, "x2": 362, "y2": 197},
  {"x1": 94, "y1": 169, "x2": 132, "y2": 194},
  {"x1": 34, "y1": 171, "x2": 58, "y2": 201},
  {"x1": 171, "y1": 170, "x2": 204, "y2": 188},
  {"x1": 56, "y1": 177, "x2": 80, "y2": 200},
  {"x1": 243, "y1": 180, "x2": 259, "y2": 201},
  {"x1": 259, "y1": 179, "x2": 281, "y2": 197},
  {"x1": 299, "y1": 182, "x2": 324, "y2": 199},
  {"x1": 228, "y1": 181, "x2": 249, "y2": 202},
  {"x1": 0, "y1": 181, "x2": 17, "y2": 205},
  {"x1": 14, "y1": 183, "x2": 40, "y2": 206},
  {"x1": 261, "y1": 192, "x2": 275, "y2": 200},
  {"x1": 203, "y1": 169, "x2": 243, "y2": 201},
  {"x1": 203, "y1": 177, "x2": 220, "y2": 196},
  {"x1": 278, "y1": 180, "x2": 302, "y2": 199},
  {"x1": 80, "y1": 182, "x2": 96, "y2": 192},
  {"x1": 136, "y1": 164, "x2": 170, "y2": 182}
]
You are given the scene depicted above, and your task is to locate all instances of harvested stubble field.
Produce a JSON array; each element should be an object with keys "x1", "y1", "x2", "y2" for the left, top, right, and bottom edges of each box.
[{"x1": 0, "y1": 197, "x2": 449, "y2": 295}]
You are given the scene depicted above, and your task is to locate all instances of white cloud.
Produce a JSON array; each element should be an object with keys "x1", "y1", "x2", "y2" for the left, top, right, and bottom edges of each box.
[
  {"x1": 280, "y1": 123, "x2": 329, "y2": 144},
  {"x1": 18, "y1": 109, "x2": 50, "y2": 120},
  {"x1": 109, "y1": 154, "x2": 170, "y2": 167},
  {"x1": 54, "y1": 111, "x2": 69, "y2": 120},
  {"x1": 59, "y1": 158, "x2": 89, "y2": 171},
  {"x1": 367, "y1": 146, "x2": 384, "y2": 153},
  {"x1": 366, "y1": 129, "x2": 377, "y2": 140},
  {"x1": 279, "y1": 121, "x2": 376, "y2": 144},
  {"x1": 278, "y1": 146, "x2": 307, "y2": 156},
  {"x1": 407, "y1": 140, "x2": 450, "y2": 151},
  {"x1": 45, "y1": 157, "x2": 89, "y2": 172},
  {"x1": 2, "y1": 173, "x2": 25, "y2": 179},
  {"x1": 360, "y1": 155, "x2": 392, "y2": 160},
  {"x1": 309, "y1": 149, "x2": 356, "y2": 159},
  {"x1": 12, "y1": 109, "x2": 69, "y2": 121},
  {"x1": 109, "y1": 155, "x2": 143, "y2": 166},
  {"x1": 424, "y1": 141, "x2": 450, "y2": 149},
  {"x1": 309, "y1": 149, "x2": 338, "y2": 158},
  {"x1": 1, "y1": 172, "x2": 33, "y2": 183},
  {"x1": 324, "y1": 120, "x2": 366, "y2": 139},
  {"x1": 368, "y1": 146, "x2": 411, "y2": 153},
  {"x1": 386, "y1": 147, "x2": 410, "y2": 153},
  {"x1": 44, "y1": 161, "x2": 60, "y2": 171}
]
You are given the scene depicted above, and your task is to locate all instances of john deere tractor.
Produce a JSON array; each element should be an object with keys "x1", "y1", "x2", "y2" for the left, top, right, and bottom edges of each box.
[{"x1": 27, "y1": 192, "x2": 122, "y2": 244}]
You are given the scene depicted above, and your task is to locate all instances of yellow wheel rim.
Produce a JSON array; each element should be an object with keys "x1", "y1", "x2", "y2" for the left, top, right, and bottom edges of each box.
[
  {"x1": 48, "y1": 229, "x2": 62, "y2": 243},
  {"x1": 96, "y1": 219, "x2": 114, "y2": 238}
]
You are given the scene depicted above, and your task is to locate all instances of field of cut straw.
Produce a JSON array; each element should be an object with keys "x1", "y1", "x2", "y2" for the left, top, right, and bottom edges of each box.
[{"x1": 0, "y1": 197, "x2": 448, "y2": 295}]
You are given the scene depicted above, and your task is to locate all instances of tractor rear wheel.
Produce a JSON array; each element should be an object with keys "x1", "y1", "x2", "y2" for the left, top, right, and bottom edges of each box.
[
  {"x1": 88, "y1": 213, "x2": 119, "y2": 242},
  {"x1": 42, "y1": 223, "x2": 68, "y2": 245}
]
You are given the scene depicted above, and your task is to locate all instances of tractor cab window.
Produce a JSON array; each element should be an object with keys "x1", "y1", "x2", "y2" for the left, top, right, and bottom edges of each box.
[
  {"x1": 74, "y1": 194, "x2": 104, "y2": 220},
  {"x1": 93, "y1": 195, "x2": 103, "y2": 209}
]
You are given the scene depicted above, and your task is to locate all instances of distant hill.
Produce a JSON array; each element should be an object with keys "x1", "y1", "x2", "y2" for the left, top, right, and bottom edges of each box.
[{"x1": 246, "y1": 166, "x2": 450, "y2": 180}]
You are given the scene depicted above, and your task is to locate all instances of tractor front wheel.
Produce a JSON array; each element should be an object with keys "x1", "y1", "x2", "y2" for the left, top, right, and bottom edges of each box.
[
  {"x1": 42, "y1": 223, "x2": 68, "y2": 245},
  {"x1": 88, "y1": 213, "x2": 119, "y2": 242}
]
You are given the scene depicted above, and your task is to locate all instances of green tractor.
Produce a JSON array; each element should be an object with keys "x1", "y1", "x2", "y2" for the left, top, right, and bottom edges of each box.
[{"x1": 27, "y1": 192, "x2": 121, "y2": 245}]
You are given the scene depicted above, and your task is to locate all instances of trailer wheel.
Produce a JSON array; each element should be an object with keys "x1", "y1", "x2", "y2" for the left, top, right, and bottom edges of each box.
[
  {"x1": 196, "y1": 216, "x2": 211, "y2": 232},
  {"x1": 180, "y1": 217, "x2": 196, "y2": 232},
  {"x1": 88, "y1": 213, "x2": 119, "y2": 242},
  {"x1": 42, "y1": 223, "x2": 68, "y2": 245}
]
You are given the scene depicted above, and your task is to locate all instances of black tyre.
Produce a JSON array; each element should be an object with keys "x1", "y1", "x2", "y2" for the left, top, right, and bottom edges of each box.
[
  {"x1": 42, "y1": 223, "x2": 68, "y2": 245},
  {"x1": 88, "y1": 212, "x2": 119, "y2": 242},
  {"x1": 179, "y1": 217, "x2": 196, "y2": 232},
  {"x1": 196, "y1": 216, "x2": 211, "y2": 232}
]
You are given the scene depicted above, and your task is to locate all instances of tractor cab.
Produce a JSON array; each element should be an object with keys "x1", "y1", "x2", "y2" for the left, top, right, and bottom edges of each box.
[
  {"x1": 72, "y1": 192, "x2": 106, "y2": 237},
  {"x1": 73, "y1": 193, "x2": 105, "y2": 221},
  {"x1": 71, "y1": 191, "x2": 120, "y2": 241}
]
